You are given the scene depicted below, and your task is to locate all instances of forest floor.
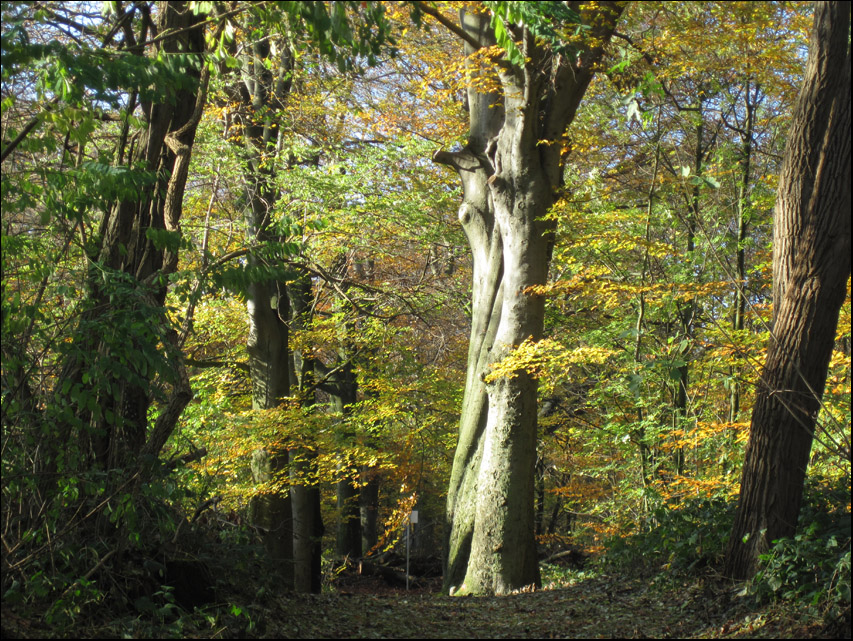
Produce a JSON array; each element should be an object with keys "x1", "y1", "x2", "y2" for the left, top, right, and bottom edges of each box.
[
  {"x1": 2, "y1": 558, "x2": 849, "y2": 638},
  {"x1": 244, "y1": 570, "x2": 848, "y2": 639}
]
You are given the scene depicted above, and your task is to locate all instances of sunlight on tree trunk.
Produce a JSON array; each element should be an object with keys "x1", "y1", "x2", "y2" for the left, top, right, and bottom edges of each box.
[
  {"x1": 724, "y1": 0, "x2": 851, "y2": 580},
  {"x1": 436, "y1": 2, "x2": 625, "y2": 595}
]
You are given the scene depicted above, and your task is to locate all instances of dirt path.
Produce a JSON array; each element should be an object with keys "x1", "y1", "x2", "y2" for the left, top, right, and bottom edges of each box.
[{"x1": 243, "y1": 573, "x2": 830, "y2": 639}]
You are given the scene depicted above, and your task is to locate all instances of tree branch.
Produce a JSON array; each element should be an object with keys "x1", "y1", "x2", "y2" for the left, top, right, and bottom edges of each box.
[
  {"x1": 1, "y1": 98, "x2": 59, "y2": 164},
  {"x1": 412, "y1": 1, "x2": 485, "y2": 52}
]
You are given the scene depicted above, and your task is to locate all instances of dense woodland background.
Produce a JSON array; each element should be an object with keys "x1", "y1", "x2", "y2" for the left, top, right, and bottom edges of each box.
[{"x1": 1, "y1": 1, "x2": 850, "y2": 638}]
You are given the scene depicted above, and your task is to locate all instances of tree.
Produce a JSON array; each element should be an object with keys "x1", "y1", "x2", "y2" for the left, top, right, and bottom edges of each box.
[
  {"x1": 26, "y1": 0, "x2": 210, "y2": 477},
  {"x1": 724, "y1": 0, "x2": 851, "y2": 580},
  {"x1": 522, "y1": 0, "x2": 814, "y2": 544},
  {"x1": 223, "y1": 14, "x2": 297, "y2": 583},
  {"x1": 211, "y1": 1, "x2": 396, "y2": 590},
  {"x1": 419, "y1": 1, "x2": 625, "y2": 595}
]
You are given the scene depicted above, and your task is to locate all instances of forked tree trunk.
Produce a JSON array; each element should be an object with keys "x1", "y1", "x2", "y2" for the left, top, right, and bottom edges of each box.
[
  {"x1": 724, "y1": 0, "x2": 851, "y2": 580},
  {"x1": 438, "y1": 4, "x2": 624, "y2": 596},
  {"x1": 53, "y1": 1, "x2": 205, "y2": 475}
]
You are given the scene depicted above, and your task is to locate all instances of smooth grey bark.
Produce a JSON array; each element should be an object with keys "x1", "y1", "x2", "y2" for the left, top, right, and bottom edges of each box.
[
  {"x1": 724, "y1": 0, "x2": 851, "y2": 580},
  {"x1": 437, "y1": 3, "x2": 624, "y2": 595}
]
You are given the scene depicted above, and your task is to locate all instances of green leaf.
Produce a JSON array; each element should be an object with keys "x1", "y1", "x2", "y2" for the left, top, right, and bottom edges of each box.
[{"x1": 144, "y1": 227, "x2": 183, "y2": 253}]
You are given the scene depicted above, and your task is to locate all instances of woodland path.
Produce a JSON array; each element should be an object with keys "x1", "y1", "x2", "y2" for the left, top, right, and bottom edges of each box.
[{"x1": 248, "y1": 572, "x2": 835, "y2": 639}]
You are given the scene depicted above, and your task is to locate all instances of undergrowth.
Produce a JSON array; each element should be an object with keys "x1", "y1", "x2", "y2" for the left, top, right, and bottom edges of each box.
[{"x1": 601, "y1": 473, "x2": 851, "y2": 632}]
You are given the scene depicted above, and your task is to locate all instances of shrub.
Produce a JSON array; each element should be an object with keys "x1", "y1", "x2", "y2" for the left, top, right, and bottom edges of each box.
[
  {"x1": 604, "y1": 495, "x2": 737, "y2": 573},
  {"x1": 750, "y1": 477, "x2": 851, "y2": 619}
]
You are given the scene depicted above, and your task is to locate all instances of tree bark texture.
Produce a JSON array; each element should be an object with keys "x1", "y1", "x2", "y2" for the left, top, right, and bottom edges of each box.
[
  {"x1": 724, "y1": 0, "x2": 851, "y2": 580},
  {"x1": 438, "y1": 3, "x2": 624, "y2": 595}
]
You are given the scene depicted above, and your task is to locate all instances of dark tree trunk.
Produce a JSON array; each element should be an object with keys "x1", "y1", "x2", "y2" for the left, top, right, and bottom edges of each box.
[
  {"x1": 332, "y1": 362, "x2": 362, "y2": 558},
  {"x1": 729, "y1": 82, "x2": 758, "y2": 426},
  {"x1": 326, "y1": 255, "x2": 364, "y2": 559},
  {"x1": 249, "y1": 448, "x2": 293, "y2": 585},
  {"x1": 360, "y1": 467, "x2": 380, "y2": 554},
  {"x1": 230, "y1": 27, "x2": 297, "y2": 584},
  {"x1": 724, "y1": 0, "x2": 851, "y2": 580},
  {"x1": 290, "y1": 273, "x2": 325, "y2": 593},
  {"x1": 51, "y1": 1, "x2": 205, "y2": 476},
  {"x1": 535, "y1": 457, "x2": 546, "y2": 536},
  {"x1": 328, "y1": 344, "x2": 363, "y2": 558}
]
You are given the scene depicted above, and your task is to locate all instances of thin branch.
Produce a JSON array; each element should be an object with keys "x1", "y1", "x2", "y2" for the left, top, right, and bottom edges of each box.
[{"x1": 1, "y1": 98, "x2": 59, "y2": 164}]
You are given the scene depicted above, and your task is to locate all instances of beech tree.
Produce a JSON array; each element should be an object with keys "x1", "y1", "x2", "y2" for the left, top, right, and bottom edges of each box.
[
  {"x1": 724, "y1": 0, "x2": 851, "y2": 580},
  {"x1": 418, "y1": 1, "x2": 625, "y2": 595}
]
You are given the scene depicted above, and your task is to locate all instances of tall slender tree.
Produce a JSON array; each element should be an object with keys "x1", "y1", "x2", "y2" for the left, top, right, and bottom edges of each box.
[
  {"x1": 725, "y1": 0, "x2": 851, "y2": 580},
  {"x1": 226, "y1": 13, "x2": 297, "y2": 585},
  {"x1": 219, "y1": 0, "x2": 395, "y2": 589}
]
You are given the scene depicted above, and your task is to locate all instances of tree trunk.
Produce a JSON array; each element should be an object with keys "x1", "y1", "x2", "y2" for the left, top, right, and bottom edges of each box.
[
  {"x1": 724, "y1": 0, "x2": 851, "y2": 580},
  {"x1": 673, "y1": 117, "x2": 705, "y2": 477},
  {"x1": 634, "y1": 140, "x2": 661, "y2": 495},
  {"x1": 328, "y1": 358, "x2": 362, "y2": 558},
  {"x1": 232, "y1": 29, "x2": 297, "y2": 583},
  {"x1": 438, "y1": 4, "x2": 624, "y2": 595},
  {"x1": 535, "y1": 457, "x2": 546, "y2": 536},
  {"x1": 336, "y1": 474, "x2": 362, "y2": 558},
  {"x1": 52, "y1": 1, "x2": 205, "y2": 476},
  {"x1": 249, "y1": 448, "x2": 293, "y2": 585},
  {"x1": 360, "y1": 467, "x2": 380, "y2": 554},
  {"x1": 290, "y1": 449, "x2": 323, "y2": 592},
  {"x1": 729, "y1": 82, "x2": 757, "y2": 425},
  {"x1": 289, "y1": 273, "x2": 325, "y2": 593},
  {"x1": 324, "y1": 255, "x2": 365, "y2": 558}
]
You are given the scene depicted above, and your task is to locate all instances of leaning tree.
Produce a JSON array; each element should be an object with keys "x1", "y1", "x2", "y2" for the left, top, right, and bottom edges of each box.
[{"x1": 724, "y1": 0, "x2": 851, "y2": 580}]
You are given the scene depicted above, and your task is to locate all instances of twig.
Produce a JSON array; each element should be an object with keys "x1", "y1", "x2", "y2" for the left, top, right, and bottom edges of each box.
[{"x1": 60, "y1": 549, "x2": 116, "y2": 600}]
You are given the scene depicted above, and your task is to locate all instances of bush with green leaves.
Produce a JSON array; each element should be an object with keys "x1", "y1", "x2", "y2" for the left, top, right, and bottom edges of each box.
[
  {"x1": 604, "y1": 495, "x2": 737, "y2": 573},
  {"x1": 749, "y1": 476, "x2": 851, "y2": 618}
]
